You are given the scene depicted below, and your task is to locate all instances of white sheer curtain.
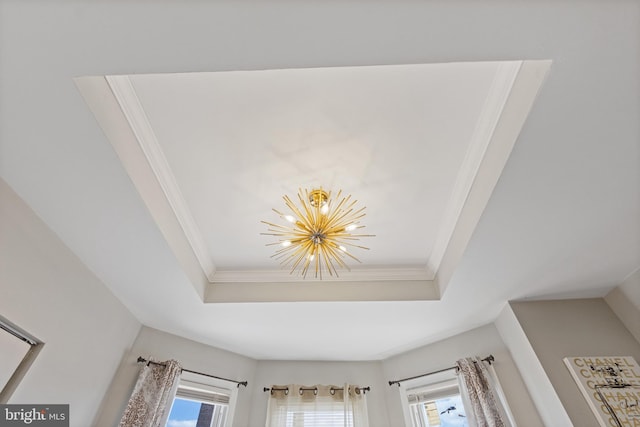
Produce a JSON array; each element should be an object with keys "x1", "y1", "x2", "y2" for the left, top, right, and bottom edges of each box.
[
  {"x1": 456, "y1": 357, "x2": 513, "y2": 427},
  {"x1": 265, "y1": 384, "x2": 369, "y2": 427},
  {"x1": 119, "y1": 359, "x2": 182, "y2": 427}
]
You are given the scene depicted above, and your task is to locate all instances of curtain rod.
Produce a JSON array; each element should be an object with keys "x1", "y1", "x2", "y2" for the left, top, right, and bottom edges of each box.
[
  {"x1": 137, "y1": 357, "x2": 248, "y2": 388},
  {"x1": 388, "y1": 355, "x2": 495, "y2": 387},
  {"x1": 263, "y1": 386, "x2": 371, "y2": 395}
]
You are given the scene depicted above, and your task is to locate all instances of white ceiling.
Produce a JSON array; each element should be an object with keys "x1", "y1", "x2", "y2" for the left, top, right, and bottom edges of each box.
[
  {"x1": 127, "y1": 63, "x2": 502, "y2": 271},
  {"x1": 1, "y1": 1, "x2": 638, "y2": 361},
  {"x1": 77, "y1": 60, "x2": 549, "y2": 304}
]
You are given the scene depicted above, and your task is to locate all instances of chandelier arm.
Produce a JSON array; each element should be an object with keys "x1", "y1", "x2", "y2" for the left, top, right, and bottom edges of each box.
[
  {"x1": 272, "y1": 251, "x2": 290, "y2": 261},
  {"x1": 301, "y1": 248, "x2": 314, "y2": 278},
  {"x1": 314, "y1": 245, "x2": 321, "y2": 279},
  {"x1": 273, "y1": 243, "x2": 304, "y2": 256},
  {"x1": 263, "y1": 224, "x2": 313, "y2": 236},
  {"x1": 335, "y1": 241, "x2": 370, "y2": 251},
  {"x1": 272, "y1": 208, "x2": 290, "y2": 220},
  {"x1": 264, "y1": 241, "x2": 282, "y2": 251},
  {"x1": 323, "y1": 192, "x2": 348, "y2": 216},
  {"x1": 261, "y1": 224, "x2": 304, "y2": 234},
  {"x1": 296, "y1": 190, "x2": 316, "y2": 225},
  {"x1": 283, "y1": 195, "x2": 313, "y2": 231},
  {"x1": 341, "y1": 250, "x2": 362, "y2": 263},
  {"x1": 322, "y1": 195, "x2": 353, "y2": 224},
  {"x1": 281, "y1": 249, "x2": 305, "y2": 270},
  {"x1": 323, "y1": 244, "x2": 351, "y2": 271},
  {"x1": 322, "y1": 216, "x2": 365, "y2": 235},
  {"x1": 321, "y1": 209, "x2": 350, "y2": 230},
  {"x1": 319, "y1": 245, "x2": 338, "y2": 277},
  {"x1": 327, "y1": 242, "x2": 362, "y2": 263},
  {"x1": 261, "y1": 230, "x2": 295, "y2": 236},
  {"x1": 275, "y1": 246, "x2": 310, "y2": 265},
  {"x1": 288, "y1": 240, "x2": 314, "y2": 273},
  {"x1": 324, "y1": 205, "x2": 365, "y2": 231},
  {"x1": 273, "y1": 244, "x2": 302, "y2": 260},
  {"x1": 261, "y1": 220, "x2": 293, "y2": 230},
  {"x1": 330, "y1": 206, "x2": 366, "y2": 229}
]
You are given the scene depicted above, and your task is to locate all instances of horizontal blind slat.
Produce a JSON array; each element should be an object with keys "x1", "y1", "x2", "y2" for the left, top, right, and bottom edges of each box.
[{"x1": 176, "y1": 387, "x2": 230, "y2": 404}]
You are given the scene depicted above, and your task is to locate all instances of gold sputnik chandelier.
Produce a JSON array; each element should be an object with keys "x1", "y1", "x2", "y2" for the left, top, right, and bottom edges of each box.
[{"x1": 262, "y1": 188, "x2": 374, "y2": 279}]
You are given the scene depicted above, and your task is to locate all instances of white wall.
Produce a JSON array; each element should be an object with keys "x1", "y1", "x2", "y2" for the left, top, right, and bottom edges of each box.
[
  {"x1": 96, "y1": 326, "x2": 258, "y2": 427},
  {"x1": 495, "y1": 303, "x2": 572, "y2": 426},
  {"x1": 509, "y1": 298, "x2": 640, "y2": 427},
  {"x1": 0, "y1": 179, "x2": 141, "y2": 426},
  {"x1": 96, "y1": 322, "x2": 544, "y2": 427},
  {"x1": 382, "y1": 323, "x2": 543, "y2": 427},
  {"x1": 249, "y1": 360, "x2": 389, "y2": 427}
]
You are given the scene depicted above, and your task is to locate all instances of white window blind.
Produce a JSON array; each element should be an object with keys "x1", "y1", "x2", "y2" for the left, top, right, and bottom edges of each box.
[
  {"x1": 271, "y1": 401, "x2": 353, "y2": 427},
  {"x1": 165, "y1": 372, "x2": 237, "y2": 427},
  {"x1": 265, "y1": 385, "x2": 369, "y2": 427}
]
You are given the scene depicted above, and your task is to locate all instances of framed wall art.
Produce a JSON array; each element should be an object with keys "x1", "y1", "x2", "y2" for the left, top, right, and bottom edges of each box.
[{"x1": 564, "y1": 356, "x2": 640, "y2": 427}]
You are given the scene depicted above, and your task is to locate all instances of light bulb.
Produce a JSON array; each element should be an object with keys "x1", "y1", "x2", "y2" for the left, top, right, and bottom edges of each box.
[
  {"x1": 339, "y1": 245, "x2": 347, "y2": 252},
  {"x1": 284, "y1": 215, "x2": 295, "y2": 223},
  {"x1": 281, "y1": 240, "x2": 292, "y2": 247},
  {"x1": 345, "y1": 223, "x2": 358, "y2": 231},
  {"x1": 321, "y1": 204, "x2": 329, "y2": 214}
]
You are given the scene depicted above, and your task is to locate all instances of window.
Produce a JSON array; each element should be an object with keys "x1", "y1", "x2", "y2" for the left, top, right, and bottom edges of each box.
[
  {"x1": 0, "y1": 316, "x2": 42, "y2": 403},
  {"x1": 401, "y1": 371, "x2": 468, "y2": 427},
  {"x1": 401, "y1": 362, "x2": 516, "y2": 427},
  {"x1": 265, "y1": 385, "x2": 369, "y2": 427},
  {"x1": 407, "y1": 382, "x2": 468, "y2": 427},
  {"x1": 166, "y1": 371, "x2": 237, "y2": 427},
  {"x1": 274, "y1": 400, "x2": 356, "y2": 427}
]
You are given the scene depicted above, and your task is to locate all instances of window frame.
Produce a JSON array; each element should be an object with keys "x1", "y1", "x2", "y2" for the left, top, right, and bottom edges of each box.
[
  {"x1": 0, "y1": 315, "x2": 43, "y2": 403},
  {"x1": 166, "y1": 370, "x2": 238, "y2": 427},
  {"x1": 398, "y1": 369, "x2": 464, "y2": 427}
]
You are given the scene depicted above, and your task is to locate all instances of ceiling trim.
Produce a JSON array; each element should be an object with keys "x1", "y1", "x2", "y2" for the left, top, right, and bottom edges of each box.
[
  {"x1": 105, "y1": 75, "x2": 218, "y2": 281},
  {"x1": 74, "y1": 75, "x2": 211, "y2": 298},
  {"x1": 434, "y1": 59, "x2": 552, "y2": 295},
  {"x1": 213, "y1": 266, "x2": 432, "y2": 283},
  {"x1": 426, "y1": 61, "x2": 521, "y2": 277},
  {"x1": 204, "y1": 279, "x2": 439, "y2": 303}
]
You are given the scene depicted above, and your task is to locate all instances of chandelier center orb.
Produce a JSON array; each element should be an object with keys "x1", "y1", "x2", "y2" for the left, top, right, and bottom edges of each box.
[
  {"x1": 311, "y1": 231, "x2": 326, "y2": 245},
  {"x1": 261, "y1": 188, "x2": 374, "y2": 279}
]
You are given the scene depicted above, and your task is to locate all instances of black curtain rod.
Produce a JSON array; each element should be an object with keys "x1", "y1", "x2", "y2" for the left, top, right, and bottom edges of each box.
[
  {"x1": 388, "y1": 355, "x2": 495, "y2": 387},
  {"x1": 137, "y1": 357, "x2": 248, "y2": 388},
  {"x1": 263, "y1": 386, "x2": 371, "y2": 395}
]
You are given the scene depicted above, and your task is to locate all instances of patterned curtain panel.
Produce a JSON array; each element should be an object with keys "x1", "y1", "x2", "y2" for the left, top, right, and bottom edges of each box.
[
  {"x1": 456, "y1": 357, "x2": 506, "y2": 427},
  {"x1": 119, "y1": 359, "x2": 182, "y2": 427},
  {"x1": 265, "y1": 384, "x2": 369, "y2": 427}
]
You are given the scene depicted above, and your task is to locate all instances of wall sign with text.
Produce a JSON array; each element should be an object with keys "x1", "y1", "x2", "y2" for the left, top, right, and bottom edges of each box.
[{"x1": 564, "y1": 356, "x2": 640, "y2": 427}]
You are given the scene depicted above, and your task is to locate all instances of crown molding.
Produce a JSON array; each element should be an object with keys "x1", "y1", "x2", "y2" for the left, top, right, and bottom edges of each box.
[
  {"x1": 433, "y1": 59, "x2": 552, "y2": 296},
  {"x1": 427, "y1": 61, "x2": 522, "y2": 277},
  {"x1": 75, "y1": 75, "x2": 210, "y2": 298},
  {"x1": 205, "y1": 279, "x2": 439, "y2": 303},
  {"x1": 105, "y1": 75, "x2": 217, "y2": 281},
  {"x1": 212, "y1": 266, "x2": 432, "y2": 283}
]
